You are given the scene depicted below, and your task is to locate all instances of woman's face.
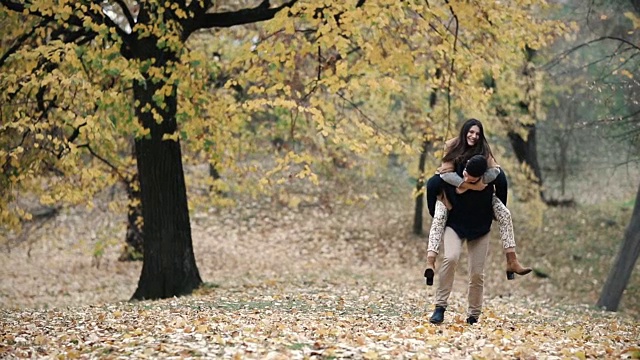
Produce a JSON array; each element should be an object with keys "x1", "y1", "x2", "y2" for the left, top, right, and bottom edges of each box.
[{"x1": 466, "y1": 125, "x2": 481, "y2": 147}]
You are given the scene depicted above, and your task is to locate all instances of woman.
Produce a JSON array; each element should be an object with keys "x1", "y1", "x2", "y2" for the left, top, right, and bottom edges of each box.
[{"x1": 424, "y1": 118, "x2": 531, "y2": 286}]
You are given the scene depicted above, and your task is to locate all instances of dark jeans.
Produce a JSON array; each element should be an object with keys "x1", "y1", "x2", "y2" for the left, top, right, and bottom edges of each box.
[{"x1": 426, "y1": 174, "x2": 444, "y2": 218}]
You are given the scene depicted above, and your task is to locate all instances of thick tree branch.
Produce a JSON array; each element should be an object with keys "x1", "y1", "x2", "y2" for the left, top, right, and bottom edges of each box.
[
  {"x1": 0, "y1": 18, "x2": 50, "y2": 69},
  {"x1": 187, "y1": 0, "x2": 214, "y2": 16},
  {"x1": 185, "y1": 0, "x2": 298, "y2": 36},
  {"x1": 0, "y1": 0, "x2": 26, "y2": 13},
  {"x1": 113, "y1": 0, "x2": 136, "y2": 29}
]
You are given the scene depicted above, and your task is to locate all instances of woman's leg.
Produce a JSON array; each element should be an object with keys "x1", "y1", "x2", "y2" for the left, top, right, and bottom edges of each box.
[
  {"x1": 425, "y1": 200, "x2": 448, "y2": 285},
  {"x1": 492, "y1": 195, "x2": 515, "y2": 249},
  {"x1": 492, "y1": 195, "x2": 532, "y2": 279}
]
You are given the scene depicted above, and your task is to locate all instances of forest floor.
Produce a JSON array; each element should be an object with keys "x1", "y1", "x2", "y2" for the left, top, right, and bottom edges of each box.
[{"x1": 1, "y1": 173, "x2": 639, "y2": 359}]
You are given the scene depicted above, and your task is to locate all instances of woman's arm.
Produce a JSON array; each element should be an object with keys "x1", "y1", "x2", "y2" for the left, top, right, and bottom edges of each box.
[
  {"x1": 440, "y1": 167, "x2": 500, "y2": 189},
  {"x1": 437, "y1": 141, "x2": 500, "y2": 188}
]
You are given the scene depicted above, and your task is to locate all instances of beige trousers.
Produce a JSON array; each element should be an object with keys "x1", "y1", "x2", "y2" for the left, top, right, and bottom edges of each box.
[{"x1": 435, "y1": 227, "x2": 490, "y2": 318}]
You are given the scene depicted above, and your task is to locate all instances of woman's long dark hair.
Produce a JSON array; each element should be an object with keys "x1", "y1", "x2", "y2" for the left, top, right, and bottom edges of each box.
[{"x1": 441, "y1": 118, "x2": 494, "y2": 166}]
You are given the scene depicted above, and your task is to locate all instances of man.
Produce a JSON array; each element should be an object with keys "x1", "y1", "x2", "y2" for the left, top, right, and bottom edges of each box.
[{"x1": 429, "y1": 154, "x2": 505, "y2": 325}]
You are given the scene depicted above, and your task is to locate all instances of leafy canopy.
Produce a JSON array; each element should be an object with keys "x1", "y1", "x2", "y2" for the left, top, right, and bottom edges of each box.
[{"x1": 0, "y1": 0, "x2": 568, "y2": 237}]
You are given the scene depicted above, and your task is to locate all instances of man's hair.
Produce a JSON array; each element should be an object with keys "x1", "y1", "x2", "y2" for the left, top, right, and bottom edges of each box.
[{"x1": 465, "y1": 154, "x2": 488, "y2": 177}]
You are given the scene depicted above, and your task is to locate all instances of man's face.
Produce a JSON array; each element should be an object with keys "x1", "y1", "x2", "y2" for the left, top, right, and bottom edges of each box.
[{"x1": 463, "y1": 169, "x2": 481, "y2": 184}]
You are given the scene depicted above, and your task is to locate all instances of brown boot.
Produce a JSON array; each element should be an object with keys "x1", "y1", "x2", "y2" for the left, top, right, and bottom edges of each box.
[
  {"x1": 424, "y1": 253, "x2": 436, "y2": 286},
  {"x1": 505, "y1": 252, "x2": 532, "y2": 280}
]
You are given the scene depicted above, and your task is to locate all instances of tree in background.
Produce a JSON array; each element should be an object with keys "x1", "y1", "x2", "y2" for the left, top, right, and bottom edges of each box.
[
  {"x1": 1, "y1": 0, "x2": 300, "y2": 300},
  {"x1": 536, "y1": 0, "x2": 640, "y2": 310},
  {"x1": 539, "y1": 0, "x2": 640, "y2": 202},
  {"x1": 0, "y1": 0, "x2": 565, "y2": 299}
]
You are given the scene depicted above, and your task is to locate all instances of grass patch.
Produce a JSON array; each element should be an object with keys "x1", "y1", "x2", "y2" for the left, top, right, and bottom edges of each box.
[{"x1": 287, "y1": 342, "x2": 308, "y2": 350}]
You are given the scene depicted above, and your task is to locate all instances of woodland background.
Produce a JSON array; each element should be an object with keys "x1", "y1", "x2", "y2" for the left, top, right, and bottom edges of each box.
[{"x1": 1, "y1": 0, "x2": 640, "y2": 359}]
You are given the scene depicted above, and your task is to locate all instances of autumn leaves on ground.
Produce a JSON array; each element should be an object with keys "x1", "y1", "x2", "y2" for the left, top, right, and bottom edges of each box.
[{"x1": 1, "y1": 180, "x2": 639, "y2": 359}]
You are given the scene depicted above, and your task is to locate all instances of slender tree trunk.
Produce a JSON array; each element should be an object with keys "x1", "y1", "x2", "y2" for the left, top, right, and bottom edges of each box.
[
  {"x1": 413, "y1": 137, "x2": 430, "y2": 235},
  {"x1": 630, "y1": 0, "x2": 640, "y2": 14},
  {"x1": 597, "y1": 182, "x2": 640, "y2": 311},
  {"x1": 413, "y1": 83, "x2": 439, "y2": 235},
  {"x1": 559, "y1": 136, "x2": 568, "y2": 196},
  {"x1": 130, "y1": 57, "x2": 202, "y2": 300}
]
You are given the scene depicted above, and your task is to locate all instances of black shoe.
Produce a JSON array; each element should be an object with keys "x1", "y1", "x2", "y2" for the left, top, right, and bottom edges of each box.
[
  {"x1": 424, "y1": 268, "x2": 434, "y2": 286},
  {"x1": 430, "y1": 306, "x2": 446, "y2": 324},
  {"x1": 466, "y1": 316, "x2": 478, "y2": 325}
]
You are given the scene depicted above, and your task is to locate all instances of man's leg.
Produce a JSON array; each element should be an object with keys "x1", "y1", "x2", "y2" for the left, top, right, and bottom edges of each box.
[
  {"x1": 431, "y1": 227, "x2": 463, "y2": 324},
  {"x1": 466, "y1": 232, "x2": 490, "y2": 322}
]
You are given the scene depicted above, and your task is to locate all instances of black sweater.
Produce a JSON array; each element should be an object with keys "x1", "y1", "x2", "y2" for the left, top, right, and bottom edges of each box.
[{"x1": 442, "y1": 165, "x2": 507, "y2": 240}]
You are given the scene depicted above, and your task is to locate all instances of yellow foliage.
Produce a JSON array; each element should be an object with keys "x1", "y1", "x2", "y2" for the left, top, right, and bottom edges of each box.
[{"x1": 0, "y1": 0, "x2": 570, "y2": 231}]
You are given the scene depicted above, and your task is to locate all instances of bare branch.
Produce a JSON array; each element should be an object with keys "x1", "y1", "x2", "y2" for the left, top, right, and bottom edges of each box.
[
  {"x1": 543, "y1": 36, "x2": 640, "y2": 71},
  {"x1": 578, "y1": 108, "x2": 640, "y2": 129},
  {"x1": 77, "y1": 143, "x2": 130, "y2": 183},
  {"x1": 443, "y1": 0, "x2": 459, "y2": 140},
  {"x1": 336, "y1": 92, "x2": 393, "y2": 137}
]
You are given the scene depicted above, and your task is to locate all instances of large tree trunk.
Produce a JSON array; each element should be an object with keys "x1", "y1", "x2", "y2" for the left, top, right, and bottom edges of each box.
[
  {"x1": 130, "y1": 57, "x2": 202, "y2": 300},
  {"x1": 596, "y1": 182, "x2": 640, "y2": 311},
  {"x1": 508, "y1": 126, "x2": 542, "y2": 184}
]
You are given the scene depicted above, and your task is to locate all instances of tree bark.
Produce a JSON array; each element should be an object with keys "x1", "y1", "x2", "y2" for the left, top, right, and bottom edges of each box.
[
  {"x1": 119, "y1": 173, "x2": 144, "y2": 261},
  {"x1": 630, "y1": 0, "x2": 640, "y2": 14},
  {"x1": 596, "y1": 182, "x2": 640, "y2": 311},
  {"x1": 130, "y1": 49, "x2": 202, "y2": 300},
  {"x1": 413, "y1": 81, "x2": 439, "y2": 235},
  {"x1": 413, "y1": 137, "x2": 430, "y2": 235},
  {"x1": 508, "y1": 124, "x2": 544, "y2": 198}
]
